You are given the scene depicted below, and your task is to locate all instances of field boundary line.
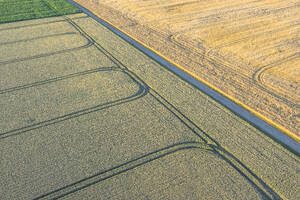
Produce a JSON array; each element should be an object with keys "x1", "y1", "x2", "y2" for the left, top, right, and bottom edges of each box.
[{"x1": 67, "y1": 0, "x2": 300, "y2": 155}]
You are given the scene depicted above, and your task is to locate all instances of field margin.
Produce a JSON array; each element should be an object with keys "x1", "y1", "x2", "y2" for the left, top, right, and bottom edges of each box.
[{"x1": 67, "y1": 0, "x2": 300, "y2": 155}]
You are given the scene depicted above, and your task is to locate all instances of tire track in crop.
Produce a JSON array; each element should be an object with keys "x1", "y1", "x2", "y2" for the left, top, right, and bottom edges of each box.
[
  {"x1": 37, "y1": 2, "x2": 283, "y2": 198},
  {"x1": 0, "y1": 67, "x2": 148, "y2": 140},
  {"x1": 0, "y1": 1, "x2": 281, "y2": 198},
  {"x1": 0, "y1": 5, "x2": 149, "y2": 140},
  {"x1": 0, "y1": 15, "x2": 87, "y2": 31},
  {"x1": 33, "y1": 139, "x2": 280, "y2": 199},
  {"x1": 0, "y1": 66, "x2": 117, "y2": 95},
  {"x1": 0, "y1": 32, "x2": 76, "y2": 46},
  {"x1": 89, "y1": 0, "x2": 300, "y2": 136},
  {"x1": 33, "y1": 142, "x2": 213, "y2": 199},
  {"x1": 0, "y1": 33, "x2": 93, "y2": 66},
  {"x1": 32, "y1": 139, "x2": 281, "y2": 199}
]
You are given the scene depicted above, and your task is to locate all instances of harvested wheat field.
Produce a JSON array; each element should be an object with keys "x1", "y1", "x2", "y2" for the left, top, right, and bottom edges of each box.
[{"x1": 74, "y1": 0, "x2": 300, "y2": 139}]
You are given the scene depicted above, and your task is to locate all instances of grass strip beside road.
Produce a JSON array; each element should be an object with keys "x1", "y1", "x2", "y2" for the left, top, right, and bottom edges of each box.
[{"x1": 0, "y1": 0, "x2": 81, "y2": 24}]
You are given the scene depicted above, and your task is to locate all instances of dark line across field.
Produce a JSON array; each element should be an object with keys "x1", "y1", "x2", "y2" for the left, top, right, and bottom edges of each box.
[{"x1": 66, "y1": 0, "x2": 300, "y2": 155}]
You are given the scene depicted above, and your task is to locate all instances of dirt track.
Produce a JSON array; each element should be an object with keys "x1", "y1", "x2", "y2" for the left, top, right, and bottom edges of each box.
[{"x1": 73, "y1": 0, "x2": 300, "y2": 138}]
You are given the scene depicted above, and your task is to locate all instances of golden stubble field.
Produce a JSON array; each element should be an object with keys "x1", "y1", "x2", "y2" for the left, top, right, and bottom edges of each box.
[{"x1": 74, "y1": 0, "x2": 300, "y2": 138}]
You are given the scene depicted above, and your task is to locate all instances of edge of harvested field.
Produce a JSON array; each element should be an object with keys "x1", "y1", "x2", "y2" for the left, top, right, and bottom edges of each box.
[{"x1": 67, "y1": 0, "x2": 300, "y2": 155}]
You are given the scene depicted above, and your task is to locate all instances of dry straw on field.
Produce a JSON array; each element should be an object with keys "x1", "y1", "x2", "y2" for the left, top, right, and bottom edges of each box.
[{"x1": 75, "y1": 0, "x2": 300, "y2": 139}]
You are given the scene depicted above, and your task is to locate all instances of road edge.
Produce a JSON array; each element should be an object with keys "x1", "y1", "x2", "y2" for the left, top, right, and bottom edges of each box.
[{"x1": 66, "y1": 0, "x2": 300, "y2": 156}]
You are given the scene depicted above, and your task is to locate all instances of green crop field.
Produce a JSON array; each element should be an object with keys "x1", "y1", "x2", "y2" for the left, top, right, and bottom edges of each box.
[{"x1": 0, "y1": 0, "x2": 81, "y2": 24}]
